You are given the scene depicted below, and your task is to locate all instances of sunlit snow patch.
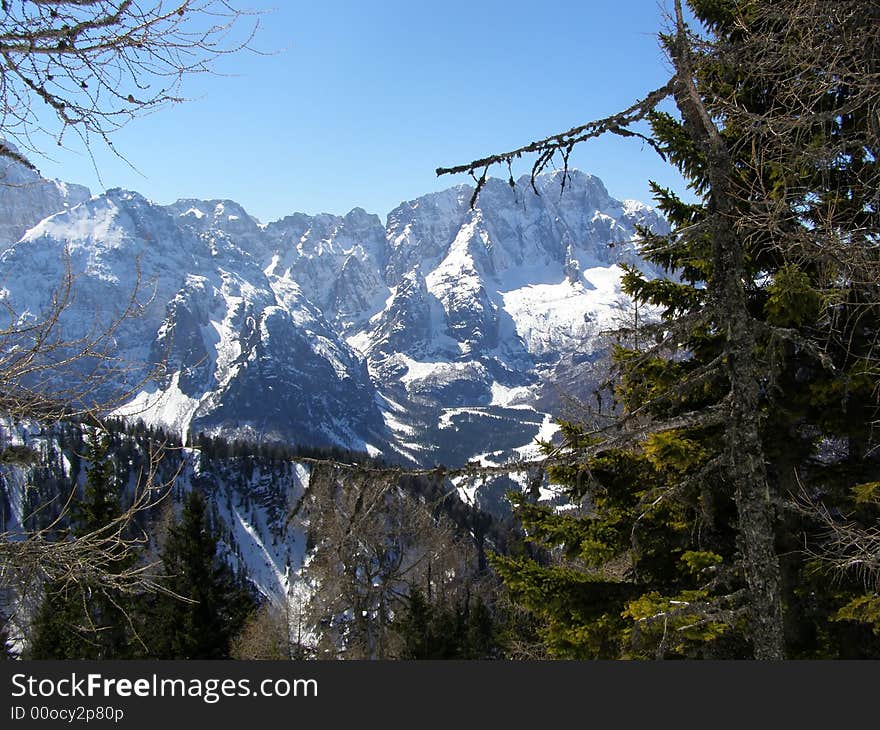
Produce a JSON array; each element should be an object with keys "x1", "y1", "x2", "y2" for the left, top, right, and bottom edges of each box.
[{"x1": 113, "y1": 371, "x2": 201, "y2": 441}]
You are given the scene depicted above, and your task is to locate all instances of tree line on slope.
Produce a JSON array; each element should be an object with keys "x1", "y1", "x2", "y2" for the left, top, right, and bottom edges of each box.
[
  {"x1": 22, "y1": 430, "x2": 256, "y2": 659},
  {"x1": 2, "y1": 421, "x2": 520, "y2": 659}
]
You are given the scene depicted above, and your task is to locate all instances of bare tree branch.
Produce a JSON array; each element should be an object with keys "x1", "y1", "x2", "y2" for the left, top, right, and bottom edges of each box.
[
  {"x1": 0, "y1": 1, "x2": 263, "y2": 169},
  {"x1": 436, "y1": 80, "x2": 675, "y2": 205}
]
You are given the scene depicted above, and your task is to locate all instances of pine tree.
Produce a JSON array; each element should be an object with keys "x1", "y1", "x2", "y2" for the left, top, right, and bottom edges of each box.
[
  {"x1": 72, "y1": 433, "x2": 121, "y2": 535},
  {"x1": 141, "y1": 489, "x2": 255, "y2": 659},
  {"x1": 490, "y1": 0, "x2": 880, "y2": 659},
  {"x1": 397, "y1": 586, "x2": 501, "y2": 659},
  {"x1": 29, "y1": 430, "x2": 136, "y2": 659},
  {"x1": 398, "y1": 587, "x2": 441, "y2": 659}
]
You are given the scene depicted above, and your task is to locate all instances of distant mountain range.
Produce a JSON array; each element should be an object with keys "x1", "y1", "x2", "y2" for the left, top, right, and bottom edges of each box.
[{"x1": 0, "y1": 149, "x2": 667, "y2": 513}]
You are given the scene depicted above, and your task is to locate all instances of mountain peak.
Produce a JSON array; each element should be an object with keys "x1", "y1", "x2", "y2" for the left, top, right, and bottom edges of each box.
[
  {"x1": 533, "y1": 167, "x2": 608, "y2": 195},
  {"x1": 0, "y1": 143, "x2": 91, "y2": 250}
]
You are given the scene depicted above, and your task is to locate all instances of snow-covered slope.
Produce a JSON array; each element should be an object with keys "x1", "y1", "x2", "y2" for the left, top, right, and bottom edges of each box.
[
  {"x1": 0, "y1": 418, "x2": 307, "y2": 605},
  {"x1": 264, "y1": 207, "x2": 390, "y2": 334}
]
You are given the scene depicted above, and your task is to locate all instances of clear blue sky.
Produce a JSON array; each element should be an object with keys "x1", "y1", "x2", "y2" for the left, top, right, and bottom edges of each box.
[{"x1": 30, "y1": 0, "x2": 688, "y2": 224}]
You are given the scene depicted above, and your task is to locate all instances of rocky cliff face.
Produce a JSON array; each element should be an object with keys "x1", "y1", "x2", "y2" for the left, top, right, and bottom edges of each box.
[{"x1": 347, "y1": 171, "x2": 667, "y2": 507}]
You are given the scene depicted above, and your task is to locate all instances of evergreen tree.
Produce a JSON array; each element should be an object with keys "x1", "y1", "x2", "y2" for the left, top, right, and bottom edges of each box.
[
  {"x1": 397, "y1": 587, "x2": 500, "y2": 659},
  {"x1": 29, "y1": 430, "x2": 136, "y2": 659},
  {"x1": 141, "y1": 489, "x2": 255, "y2": 659},
  {"x1": 490, "y1": 0, "x2": 880, "y2": 659},
  {"x1": 398, "y1": 587, "x2": 440, "y2": 659}
]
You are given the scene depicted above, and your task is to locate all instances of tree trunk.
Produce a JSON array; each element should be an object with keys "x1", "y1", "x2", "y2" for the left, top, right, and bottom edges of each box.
[
  {"x1": 711, "y1": 196, "x2": 786, "y2": 659},
  {"x1": 671, "y1": 0, "x2": 785, "y2": 659}
]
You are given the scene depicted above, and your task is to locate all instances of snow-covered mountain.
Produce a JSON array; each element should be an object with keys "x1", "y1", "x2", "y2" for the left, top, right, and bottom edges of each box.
[
  {"x1": 0, "y1": 188, "x2": 385, "y2": 453},
  {"x1": 0, "y1": 160, "x2": 666, "y2": 510}
]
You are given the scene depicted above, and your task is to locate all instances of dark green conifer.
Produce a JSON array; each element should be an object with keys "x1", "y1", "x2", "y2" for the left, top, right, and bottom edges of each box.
[
  {"x1": 491, "y1": 0, "x2": 880, "y2": 659},
  {"x1": 397, "y1": 587, "x2": 500, "y2": 659},
  {"x1": 142, "y1": 489, "x2": 255, "y2": 659},
  {"x1": 29, "y1": 430, "x2": 135, "y2": 659}
]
